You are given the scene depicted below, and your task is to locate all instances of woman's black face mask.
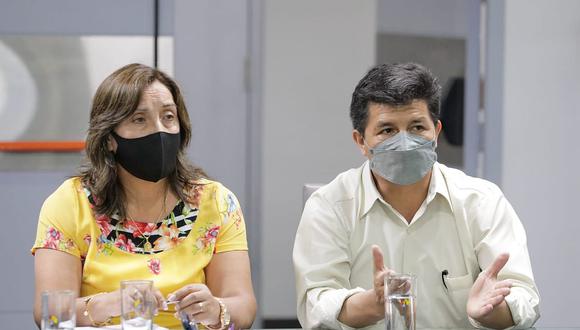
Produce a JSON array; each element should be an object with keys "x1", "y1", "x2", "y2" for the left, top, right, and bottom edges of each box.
[{"x1": 112, "y1": 131, "x2": 181, "y2": 182}]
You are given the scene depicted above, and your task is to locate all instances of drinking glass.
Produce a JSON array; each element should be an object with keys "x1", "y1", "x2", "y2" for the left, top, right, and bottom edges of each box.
[
  {"x1": 120, "y1": 280, "x2": 155, "y2": 330},
  {"x1": 40, "y1": 290, "x2": 76, "y2": 330},
  {"x1": 384, "y1": 273, "x2": 416, "y2": 330}
]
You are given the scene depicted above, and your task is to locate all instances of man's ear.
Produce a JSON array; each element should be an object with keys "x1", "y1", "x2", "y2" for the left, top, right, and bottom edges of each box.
[
  {"x1": 352, "y1": 129, "x2": 369, "y2": 157},
  {"x1": 435, "y1": 120, "x2": 442, "y2": 144}
]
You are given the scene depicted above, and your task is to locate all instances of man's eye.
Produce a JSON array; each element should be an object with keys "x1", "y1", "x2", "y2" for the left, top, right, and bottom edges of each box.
[
  {"x1": 412, "y1": 125, "x2": 425, "y2": 131},
  {"x1": 381, "y1": 128, "x2": 394, "y2": 134}
]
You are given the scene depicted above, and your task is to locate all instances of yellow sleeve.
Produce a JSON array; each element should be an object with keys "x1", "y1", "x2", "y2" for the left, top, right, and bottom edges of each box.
[
  {"x1": 214, "y1": 183, "x2": 248, "y2": 253},
  {"x1": 31, "y1": 179, "x2": 82, "y2": 258}
]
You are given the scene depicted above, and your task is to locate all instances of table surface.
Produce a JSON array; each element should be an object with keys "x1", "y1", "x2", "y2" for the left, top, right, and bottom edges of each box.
[{"x1": 70, "y1": 326, "x2": 580, "y2": 330}]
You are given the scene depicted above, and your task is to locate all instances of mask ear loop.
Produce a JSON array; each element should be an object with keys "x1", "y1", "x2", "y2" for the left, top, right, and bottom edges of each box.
[
  {"x1": 430, "y1": 131, "x2": 438, "y2": 148},
  {"x1": 362, "y1": 137, "x2": 374, "y2": 156},
  {"x1": 105, "y1": 154, "x2": 116, "y2": 168},
  {"x1": 103, "y1": 142, "x2": 116, "y2": 168},
  {"x1": 431, "y1": 120, "x2": 442, "y2": 147}
]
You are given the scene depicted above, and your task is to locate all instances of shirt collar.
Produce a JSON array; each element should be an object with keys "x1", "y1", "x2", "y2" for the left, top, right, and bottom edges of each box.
[
  {"x1": 429, "y1": 162, "x2": 452, "y2": 207},
  {"x1": 360, "y1": 161, "x2": 451, "y2": 219},
  {"x1": 361, "y1": 161, "x2": 382, "y2": 218}
]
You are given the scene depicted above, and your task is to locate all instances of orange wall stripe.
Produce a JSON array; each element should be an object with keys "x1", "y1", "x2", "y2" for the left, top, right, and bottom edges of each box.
[{"x1": 0, "y1": 141, "x2": 85, "y2": 152}]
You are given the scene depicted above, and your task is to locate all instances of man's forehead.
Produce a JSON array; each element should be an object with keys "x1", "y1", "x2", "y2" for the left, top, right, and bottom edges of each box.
[
  {"x1": 369, "y1": 101, "x2": 429, "y2": 121},
  {"x1": 369, "y1": 99, "x2": 427, "y2": 111}
]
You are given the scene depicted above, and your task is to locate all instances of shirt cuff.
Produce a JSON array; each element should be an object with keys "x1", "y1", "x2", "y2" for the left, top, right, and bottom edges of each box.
[
  {"x1": 468, "y1": 288, "x2": 539, "y2": 329},
  {"x1": 504, "y1": 288, "x2": 540, "y2": 329},
  {"x1": 468, "y1": 316, "x2": 514, "y2": 330},
  {"x1": 468, "y1": 316, "x2": 489, "y2": 329},
  {"x1": 309, "y1": 287, "x2": 366, "y2": 329}
]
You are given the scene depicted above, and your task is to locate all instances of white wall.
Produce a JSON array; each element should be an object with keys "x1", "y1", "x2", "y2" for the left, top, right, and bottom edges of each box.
[
  {"x1": 260, "y1": 0, "x2": 377, "y2": 319},
  {"x1": 0, "y1": 1, "x2": 175, "y2": 328},
  {"x1": 0, "y1": 172, "x2": 67, "y2": 329},
  {"x1": 173, "y1": 0, "x2": 249, "y2": 216},
  {"x1": 377, "y1": 0, "x2": 468, "y2": 38},
  {"x1": 488, "y1": 0, "x2": 580, "y2": 326},
  {"x1": 377, "y1": 0, "x2": 483, "y2": 175}
]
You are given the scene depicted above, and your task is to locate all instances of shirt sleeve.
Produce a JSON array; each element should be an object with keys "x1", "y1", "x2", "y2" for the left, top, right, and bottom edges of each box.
[
  {"x1": 470, "y1": 191, "x2": 540, "y2": 329},
  {"x1": 214, "y1": 183, "x2": 248, "y2": 253},
  {"x1": 293, "y1": 192, "x2": 365, "y2": 330},
  {"x1": 31, "y1": 180, "x2": 82, "y2": 258}
]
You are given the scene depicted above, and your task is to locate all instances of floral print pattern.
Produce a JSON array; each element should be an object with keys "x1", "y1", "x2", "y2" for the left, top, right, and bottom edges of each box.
[
  {"x1": 153, "y1": 222, "x2": 182, "y2": 251},
  {"x1": 114, "y1": 233, "x2": 136, "y2": 252},
  {"x1": 147, "y1": 258, "x2": 161, "y2": 275},
  {"x1": 223, "y1": 192, "x2": 243, "y2": 230},
  {"x1": 91, "y1": 211, "x2": 195, "y2": 256},
  {"x1": 97, "y1": 234, "x2": 114, "y2": 256},
  {"x1": 187, "y1": 184, "x2": 206, "y2": 209},
  {"x1": 128, "y1": 222, "x2": 157, "y2": 238},
  {"x1": 84, "y1": 184, "x2": 198, "y2": 258},
  {"x1": 83, "y1": 234, "x2": 91, "y2": 247},
  {"x1": 193, "y1": 225, "x2": 220, "y2": 254},
  {"x1": 95, "y1": 214, "x2": 112, "y2": 236},
  {"x1": 39, "y1": 227, "x2": 76, "y2": 252},
  {"x1": 33, "y1": 180, "x2": 246, "y2": 280}
]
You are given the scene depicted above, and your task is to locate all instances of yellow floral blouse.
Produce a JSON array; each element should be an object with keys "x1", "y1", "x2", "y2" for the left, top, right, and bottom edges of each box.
[{"x1": 31, "y1": 177, "x2": 248, "y2": 328}]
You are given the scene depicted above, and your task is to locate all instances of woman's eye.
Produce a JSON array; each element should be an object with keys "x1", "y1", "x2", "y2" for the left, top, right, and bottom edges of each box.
[
  {"x1": 164, "y1": 113, "x2": 176, "y2": 121},
  {"x1": 132, "y1": 117, "x2": 145, "y2": 124}
]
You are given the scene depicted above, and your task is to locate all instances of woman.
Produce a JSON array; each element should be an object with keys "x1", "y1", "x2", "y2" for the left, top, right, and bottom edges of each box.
[{"x1": 32, "y1": 63, "x2": 256, "y2": 329}]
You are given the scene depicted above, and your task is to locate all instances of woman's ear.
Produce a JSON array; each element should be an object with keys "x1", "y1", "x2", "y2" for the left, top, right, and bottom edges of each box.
[{"x1": 107, "y1": 135, "x2": 117, "y2": 152}]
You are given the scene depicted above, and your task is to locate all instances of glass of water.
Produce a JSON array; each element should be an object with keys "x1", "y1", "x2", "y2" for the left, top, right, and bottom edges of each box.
[
  {"x1": 121, "y1": 280, "x2": 154, "y2": 330},
  {"x1": 384, "y1": 273, "x2": 416, "y2": 330},
  {"x1": 41, "y1": 290, "x2": 76, "y2": 330}
]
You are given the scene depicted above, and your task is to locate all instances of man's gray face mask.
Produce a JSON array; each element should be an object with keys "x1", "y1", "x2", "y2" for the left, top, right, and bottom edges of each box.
[{"x1": 366, "y1": 131, "x2": 437, "y2": 185}]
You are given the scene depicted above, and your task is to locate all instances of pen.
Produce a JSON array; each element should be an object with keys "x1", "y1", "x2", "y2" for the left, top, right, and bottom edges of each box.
[
  {"x1": 166, "y1": 299, "x2": 234, "y2": 330},
  {"x1": 441, "y1": 269, "x2": 448, "y2": 290},
  {"x1": 166, "y1": 299, "x2": 197, "y2": 330},
  {"x1": 179, "y1": 309, "x2": 197, "y2": 330}
]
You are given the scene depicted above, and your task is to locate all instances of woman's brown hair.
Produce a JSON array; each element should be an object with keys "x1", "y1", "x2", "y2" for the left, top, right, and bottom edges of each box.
[{"x1": 79, "y1": 63, "x2": 206, "y2": 218}]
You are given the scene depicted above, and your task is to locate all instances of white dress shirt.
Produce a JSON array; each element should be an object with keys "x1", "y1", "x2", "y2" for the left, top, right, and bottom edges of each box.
[{"x1": 293, "y1": 161, "x2": 540, "y2": 329}]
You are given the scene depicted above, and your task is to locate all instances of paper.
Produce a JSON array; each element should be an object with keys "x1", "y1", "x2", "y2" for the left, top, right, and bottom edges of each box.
[{"x1": 75, "y1": 325, "x2": 169, "y2": 330}]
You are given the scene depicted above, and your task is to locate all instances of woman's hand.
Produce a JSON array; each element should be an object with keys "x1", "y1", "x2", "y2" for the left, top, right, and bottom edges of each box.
[
  {"x1": 152, "y1": 288, "x2": 167, "y2": 314},
  {"x1": 169, "y1": 284, "x2": 221, "y2": 327}
]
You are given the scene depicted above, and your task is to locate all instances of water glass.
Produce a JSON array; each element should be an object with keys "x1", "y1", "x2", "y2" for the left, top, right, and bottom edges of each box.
[
  {"x1": 121, "y1": 280, "x2": 155, "y2": 330},
  {"x1": 384, "y1": 273, "x2": 416, "y2": 330},
  {"x1": 41, "y1": 290, "x2": 76, "y2": 330}
]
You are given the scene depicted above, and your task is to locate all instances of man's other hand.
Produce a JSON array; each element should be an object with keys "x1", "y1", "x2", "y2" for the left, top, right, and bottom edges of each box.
[{"x1": 467, "y1": 253, "x2": 515, "y2": 328}]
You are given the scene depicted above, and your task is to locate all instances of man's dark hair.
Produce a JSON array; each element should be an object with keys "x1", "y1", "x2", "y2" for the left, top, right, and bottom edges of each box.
[{"x1": 350, "y1": 62, "x2": 441, "y2": 135}]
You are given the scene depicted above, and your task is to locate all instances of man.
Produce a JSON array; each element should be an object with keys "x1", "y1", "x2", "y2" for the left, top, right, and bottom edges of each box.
[{"x1": 293, "y1": 63, "x2": 540, "y2": 329}]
